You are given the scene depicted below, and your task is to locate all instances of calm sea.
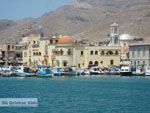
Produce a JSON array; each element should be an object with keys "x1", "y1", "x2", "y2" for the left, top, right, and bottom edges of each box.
[{"x1": 0, "y1": 76, "x2": 150, "y2": 113}]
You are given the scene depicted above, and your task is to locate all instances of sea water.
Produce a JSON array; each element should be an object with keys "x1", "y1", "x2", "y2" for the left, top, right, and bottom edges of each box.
[{"x1": 0, "y1": 76, "x2": 150, "y2": 113}]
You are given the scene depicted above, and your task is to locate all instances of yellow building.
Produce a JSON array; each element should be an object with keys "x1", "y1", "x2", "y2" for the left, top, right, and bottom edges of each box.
[{"x1": 22, "y1": 34, "x2": 121, "y2": 68}]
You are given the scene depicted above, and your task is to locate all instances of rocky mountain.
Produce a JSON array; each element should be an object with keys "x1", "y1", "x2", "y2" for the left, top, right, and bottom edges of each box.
[{"x1": 1, "y1": 0, "x2": 150, "y2": 43}]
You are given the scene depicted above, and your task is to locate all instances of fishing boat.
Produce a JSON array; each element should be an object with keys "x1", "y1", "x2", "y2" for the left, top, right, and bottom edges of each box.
[
  {"x1": 36, "y1": 68, "x2": 54, "y2": 78},
  {"x1": 120, "y1": 66, "x2": 132, "y2": 76},
  {"x1": 13, "y1": 66, "x2": 35, "y2": 77}
]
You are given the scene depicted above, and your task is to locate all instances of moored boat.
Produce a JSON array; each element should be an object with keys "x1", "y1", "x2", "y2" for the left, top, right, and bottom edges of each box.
[
  {"x1": 145, "y1": 66, "x2": 150, "y2": 76},
  {"x1": 36, "y1": 68, "x2": 54, "y2": 78},
  {"x1": 13, "y1": 66, "x2": 36, "y2": 77},
  {"x1": 120, "y1": 66, "x2": 132, "y2": 76},
  {"x1": 89, "y1": 66, "x2": 103, "y2": 75},
  {"x1": 62, "y1": 66, "x2": 78, "y2": 76}
]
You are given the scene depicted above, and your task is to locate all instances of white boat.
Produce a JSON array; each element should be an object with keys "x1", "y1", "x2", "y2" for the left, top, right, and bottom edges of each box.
[
  {"x1": 2, "y1": 70, "x2": 12, "y2": 77},
  {"x1": 120, "y1": 67, "x2": 132, "y2": 76},
  {"x1": 13, "y1": 66, "x2": 35, "y2": 77},
  {"x1": 2, "y1": 66, "x2": 13, "y2": 77},
  {"x1": 145, "y1": 66, "x2": 150, "y2": 76},
  {"x1": 89, "y1": 66, "x2": 103, "y2": 75},
  {"x1": 62, "y1": 66, "x2": 78, "y2": 76}
]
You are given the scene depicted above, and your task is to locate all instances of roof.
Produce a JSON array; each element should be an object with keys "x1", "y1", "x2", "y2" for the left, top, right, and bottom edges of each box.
[
  {"x1": 26, "y1": 34, "x2": 38, "y2": 38},
  {"x1": 58, "y1": 36, "x2": 74, "y2": 44},
  {"x1": 119, "y1": 34, "x2": 134, "y2": 41},
  {"x1": 110, "y1": 23, "x2": 119, "y2": 27}
]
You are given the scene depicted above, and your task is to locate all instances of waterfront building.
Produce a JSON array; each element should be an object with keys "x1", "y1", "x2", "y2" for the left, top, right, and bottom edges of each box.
[
  {"x1": 2, "y1": 42, "x2": 24, "y2": 65},
  {"x1": 119, "y1": 34, "x2": 135, "y2": 66},
  {"x1": 22, "y1": 34, "x2": 121, "y2": 68},
  {"x1": 129, "y1": 43, "x2": 150, "y2": 68}
]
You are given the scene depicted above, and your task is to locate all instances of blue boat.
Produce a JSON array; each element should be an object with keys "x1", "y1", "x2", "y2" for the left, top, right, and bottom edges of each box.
[
  {"x1": 36, "y1": 68, "x2": 54, "y2": 78},
  {"x1": 52, "y1": 67, "x2": 61, "y2": 76}
]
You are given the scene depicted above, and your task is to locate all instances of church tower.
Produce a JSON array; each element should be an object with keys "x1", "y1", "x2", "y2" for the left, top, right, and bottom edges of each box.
[{"x1": 109, "y1": 23, "x2": 120, "y2": 46}]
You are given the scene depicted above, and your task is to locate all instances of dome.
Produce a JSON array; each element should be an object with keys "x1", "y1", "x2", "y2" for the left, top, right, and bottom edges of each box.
[
  {"x1": 58, "y1": 36, "x2": 74, "y2": 44},
  {"x1": 119, "y1": 34, "x2": 134, "y2": 41}
]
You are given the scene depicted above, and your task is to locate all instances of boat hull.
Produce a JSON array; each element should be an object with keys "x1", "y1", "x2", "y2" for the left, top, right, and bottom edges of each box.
[
  {"x1": 37, "y1": 74, "x2": 54, "y2": 78},
  {"x1": 62, "y1": 72, "x2": 77, "y2": 76},
  {"x1": 120, "y1": 72, "x2": 132, "y2": 76}
]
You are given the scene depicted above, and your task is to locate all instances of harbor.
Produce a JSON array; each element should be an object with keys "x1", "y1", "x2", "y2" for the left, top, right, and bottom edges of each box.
[
  {"x1": 0, "y1": 76, "x2": 150, "y2": 113},
  {"x1": 0, "y1": 65, "x2": 148, "y2": 77}
]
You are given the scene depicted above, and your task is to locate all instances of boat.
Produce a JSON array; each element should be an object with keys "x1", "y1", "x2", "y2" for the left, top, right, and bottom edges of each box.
[
  {"x1": 81, "y1": 69, "x2": 90, "y2": 75},
  {"x1": 89, "y1": 66, "x2": 103, "y2": 75},
  {"x1": 52, "y1": 67, "x2": 61, "y2": 76},
  {"x1": 2, "y1": 70, "x2": 12, "y2": 77},
  {"x1": 120, "y1": 66, "x2": 132, "y2": 76},
  {"x1": 62, "y1": 66, "x2": 78, "y2": 76},
  {"x1": 145, "y1": 66, "x2": 150, "y2": 76},
  {"x1": 133, "y1": 67, "x2": 145, "y2": 76},
  {"x1": 13, "y1": 66, "x2": 36, "y2": 77},
  {"x1": 2, "y1": 66, "x2": 14, "y2": 77},
  {"x1": 36, "y1": 68, "x2": 54, "y2": 78}
]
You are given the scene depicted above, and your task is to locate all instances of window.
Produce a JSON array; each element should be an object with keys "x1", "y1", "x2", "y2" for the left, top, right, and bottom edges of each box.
[
  {"x1": 143, "y1": 48, "x2": 145, "y2": 57},
  {"x1": 101, "y1": 51, "x2": 105, "y2": 55},
  {"x1": 138, "y1": 61, "x2": 140, "y2": 65},
  {"x1": 12, "y1": 45, "x2": 14, "y2": 49},
  {"x1": 94, "y1": 61, "x2": 99, "y2": 66},
  {"x1": 81, "y1": 51, "x2": 84, "y2": 56},
  {"x1": 60, "y1": 49, "x2": 64, "y2": 55},
  {"x1": 115, "y1": 51, "x2": 119, "y2": 55},
  {"x1": 95, "y1": 51, "x2": 98, "y2": 55},
  {"x1": 39, "y1": 52, "x2": 41, "y2": 56},
  {"x1": 110, "y1": 60, "x2": 114, "y2": 65},
  {"x1": 134, "y1": 61, "x2": 136, "y2": 67},
  {"x1": 89, "y1": 61, "x2": 93, "y2": 66},
  {"x1": 90, "y1": 51, "x2": 93, "y2": 55},
  {"x1": 50, "y1": 40, "x2": 53, "y2": 44},
  {"x1": 143, "y1": 61, "x2": 145, "y2": 65},
  {"x1": 8, "y1": 45, "x2": 10, "y2": 50},
  {"x1": 132, "y1": 48, "x2": 135, "y2": 57},
  {"x1": 33, "y1": 52, "x2": 35, "y2": 56},
  {"x1": 138, "y1": 48, "x2": 140, "y2": 57},
  {"x1": 106, "y1": 51, "x2": 113, "y2": 55},
  {"x1": 67, "y1": 49, "x2": 71, "y2": 55}
]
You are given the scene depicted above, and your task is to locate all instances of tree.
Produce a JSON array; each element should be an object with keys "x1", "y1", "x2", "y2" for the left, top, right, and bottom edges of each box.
[
  {"x1": 126, "y1": 52, "x2": 129, "y2": 59},
  {"x1": 11, "y1": 60, "x2": 17, "y2": 66}
]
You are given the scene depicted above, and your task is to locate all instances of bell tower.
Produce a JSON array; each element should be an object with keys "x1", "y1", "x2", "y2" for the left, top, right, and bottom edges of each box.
[{"x1": 109, "y1": 23, "x2": 120, "y2": 46}]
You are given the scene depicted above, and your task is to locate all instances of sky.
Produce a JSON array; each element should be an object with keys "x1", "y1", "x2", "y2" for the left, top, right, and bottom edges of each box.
[{"x1": 0, "y1": 0, "x2": 73, "y2": 21}]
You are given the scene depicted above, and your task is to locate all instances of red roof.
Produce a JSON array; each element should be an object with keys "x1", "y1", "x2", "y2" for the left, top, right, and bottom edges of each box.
[
  {"x1": 26, "y1": 34, "x2": 38, "y2": 38},
  {"x1": 58, "y1": 36, "x2": 73, "y2": 44}
]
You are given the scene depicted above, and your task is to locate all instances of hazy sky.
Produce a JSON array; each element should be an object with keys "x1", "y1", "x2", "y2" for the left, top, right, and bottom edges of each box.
[{"x1": 0, "y1": 0, "x2": 73, "y2": 20}]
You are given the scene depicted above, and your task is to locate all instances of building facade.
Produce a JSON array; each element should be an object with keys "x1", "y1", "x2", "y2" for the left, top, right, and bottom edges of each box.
[
  {"x1": 129, "y1": 43, "x2": 150, "y2": 67},
  {"x1": 22, "y1": 34, "x2": 121, "y2": 68}
]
